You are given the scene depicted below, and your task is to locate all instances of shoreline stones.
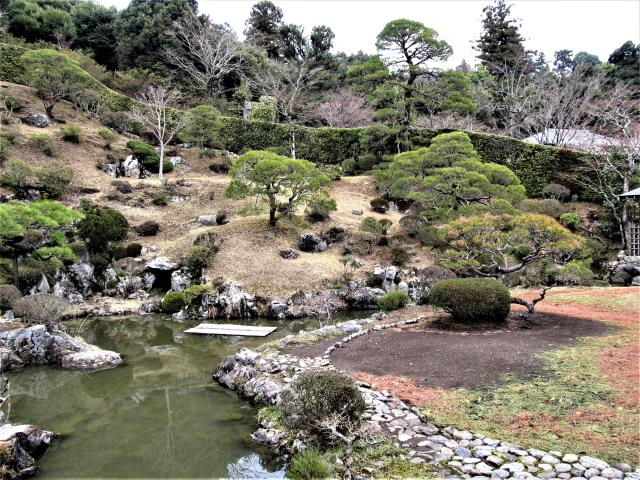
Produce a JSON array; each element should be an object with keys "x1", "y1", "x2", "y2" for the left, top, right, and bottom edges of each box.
[
  {"x1": 0, "y1": 423, "x2": 56, "y2": 477},
  {"x1": 214, "y1": 315, "x2": 639, "y2": 480}
]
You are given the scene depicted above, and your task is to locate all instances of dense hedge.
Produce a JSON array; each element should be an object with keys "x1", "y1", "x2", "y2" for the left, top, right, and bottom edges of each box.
[
  {"x1": 429, "y1": 278, "x2": 511, "y2": 323},
  {"x1": 3, "y1": 44, "x2": 591, "y2": 197}
]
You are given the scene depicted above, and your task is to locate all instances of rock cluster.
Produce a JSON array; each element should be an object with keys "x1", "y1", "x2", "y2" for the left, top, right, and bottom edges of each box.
[
  {"x1": 24, "y1": 113, "x2": 49, "y2": 128},
  {"x1": 0, "y1": 325, "x2": 122, "y2": 372},
  {"x1": 609, "y1": 255, "x2": 640, "y2": 286},
  {"x1": 215, "y1": 315, "x2": 639, "y2": 480},
  {"x1": 0, "y1": 423, "x2": 55, "y2": 478}
]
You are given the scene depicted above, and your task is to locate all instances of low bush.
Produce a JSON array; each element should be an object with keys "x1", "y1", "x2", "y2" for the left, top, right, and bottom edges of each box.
[
  {"x1": 29, "y1": 133, "x2": 55, "y2": 156},
  {"x1": 0, "y1": 138, "x2": 9, "y2": 161},
  {"x1": 360, "y1": 217, "x2": 392, "y2": 236},
  {"x1": 208, "y1": 157, "x2": 233, "y2": 174},
  {"x1": 112, "y1": 180, "x2": 133, "y2": 194},
  {"x1": 377, "y1": 290, "x2": 410, "y2": 310},
  {"x1": 399, "y1": 215, "x2": 428, "y2": 237},
  {"x1": 542, "y1": 183, "x2": 571, "y2": 202},
  {"x1": 370, "y1": 197, "x2": 389, "y2": 213},
  {"x1": 37, "y1": 161, "x2": 73, "y2": 198},
  {"x1": 0, "y1": 284, "x2": 21, "y2": 310},
  {"x1": 12, "y1": 293, "x2": 68, "y2": 327},
  {"x1": 389, "y1": 242, "x2": 411, "y2": 266},
  {"x1": 429, "y1": 278, "x2": 511, "y2": 323},
  {"x1": 281, "y1": 369, "x2": 366, "y2": 431},
  {"x1": 78, "y1": 201, "x2": 129, "y2": 252},
  {"x1": 182, "y1": 284, "x2": 211, "y2": 305},
  {"x1": 98, "y1": 127, "x2": 115, "y2": 148},
  {"x1": 126, "y1": 140, "x2": 173, "y2": 173},
  {"x1": 559, "y1": 212, "x2": 581, "y2": 231},
  {"x1": 287, "y1": 450, "x2": 331, "y2": 480},
  {"x1": 0, "y1": 159, "x2": 32, "y2": 196},
  {"x1": 3, "y1": 95, "x2": 24, "y2": 112},
  {"x1": 161, "y1": 290, "x2": 185, "y2": 313},
  {"x1": 135, "y1": 221, "x2": 160, "y2": 236},
  {"x1": 1, "y1": 126, "x2": 20, "y2": 144},
  {"x1": 151, "y1": 191, "x2": 168, "y2": 206},
  {"x1": 305, "y1": 192, "x2": 337, "y2": 221},
  {"x1": 185, "y1": 245, "x2": 213, "y2": 271},
  {"x1": 521, "y1": 198, "x2": 564, "y2": 219},
  {"x1": 99, "y1": 110, "x2": 130, "y2": 133},
  {"x1": 126, "y1": 243, "x2": 143, "y2": 257},
  {"x1": 59, "y1": 124, "x2": 83, "y2": 143}
]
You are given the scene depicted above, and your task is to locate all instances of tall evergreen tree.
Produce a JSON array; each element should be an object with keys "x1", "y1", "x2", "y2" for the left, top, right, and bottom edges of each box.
[
  {"x1": 608, "y1": 41, "x2": 640, "y2": 87},
  {"x1": 244, "y1": 0, "x2": 283, "y2": 59},
  {"x1": 71, "y1": 2, "x2": 118, "y2": 70},
  {"x1": 475, "y1": 0, "x2": 527, "y2": 76}
]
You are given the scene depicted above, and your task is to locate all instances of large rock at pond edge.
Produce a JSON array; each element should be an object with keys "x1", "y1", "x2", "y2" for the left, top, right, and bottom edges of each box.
[
  {"x1": 0, "y1": 423, "x2": 55, "y2": 477},
  {"x1": 69, "y1": 262, "x2": 95, "y2": 294},
  {"x1": 145, "y1": 257, "x2": 179, "y2": 271},
  {"x1": 24, "y1": 113, "x2": 49, "y2": 128},
  {"x1": 346, "y1": 287, "x2": 385, "y2": 309},
  {"x1": 0, "y1": 325, "x2": 122, "y2": 372},
  {"x1": 170, "y1": 268, "x2": 192, "y2": 292},
  {"x1": 298, "y1": 233, "x2": 327, "y2": 252}
]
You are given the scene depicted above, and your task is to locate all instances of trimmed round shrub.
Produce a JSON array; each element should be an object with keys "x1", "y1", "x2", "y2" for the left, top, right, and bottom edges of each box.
[
  {"x1": 126, "y1": 243, "x2": 143, "y2": 257},
  {"x1": 360, "y1": 217, "x2": 392, "y2": 236},
  {"x1": 377, "y1": 290, "x2": 410, "y2": 310},
  {"x1": 112, "y1": 180, "x2": 133, "y2": 194},
  {"x1": 281, "y1": 369, "x2": 365, "y2": 431},
  {"x1": 29, "y1": 133, "x2": 55, "y2": 156},
  {"x1": 521, "y1": 199, "x2": 564, "y2": 219},
  {"x1": 59, "y1": 124, "x2": 83, "y2": 143},
  {"x1": 208, "y1": 157, "x2": 233, "y2": 173},
  {"x1": 78, "y1": 203, "x2": 129, "y2": 252},
  {"x1": 12, "y1": 293, "x2": 68, "y2": 327},
  {"x1": 370, "y1": 197, "x2": 389, "y2": 213},
  {"x1": 161, "y1": 291, "x2": 185, "y2": 313},
  {"x1": 37, "y1": 161, "x2": 73, "y2": 198},
  {"x1": 98, "y1": 127, "x2": 115, "y2": 146},
  {"x1": 135, "y1": 221, "x2": 160, "y2": 236},
  {"x1": 185, "y1": 245, "x2": 213, "y2": 271},
  {"x1": 287, "y1": 450, "x2": 331, "y2": 480},
  {"x1": 542, "y1": 183, "x2": 571, "y2": 202},
  {"x1": 151, "y1": 191, "x2": 168, "y2": 206},
  {"x1": 428, "y1": 278, "x2": 511, "y2": 323},
  {"x1": 182, "y1": 284, "x2": 211, "y2": 305},
  {"x1": 0, "y1": 284, "x2": 21, "y2": 310},
  {"x1": 559, "y1": 212, "x2": 581, "y2": 231}
]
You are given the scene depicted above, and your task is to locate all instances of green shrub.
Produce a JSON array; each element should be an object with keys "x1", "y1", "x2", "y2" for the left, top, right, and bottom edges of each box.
[
  {"x1": 429, "y1": 278, "x2": 511, "y2": 323},
  {"x1": 59, "y1": 124, "x2": 83, "y2": 143},
  {"x1": 161, "y1": 290, "x2": 185, "y2": 313},
  {"x1": 29, "y1": 133, "x2": 55, "y2": 156},
  {"x1": 1, "y1": 126, "x2": 20, "y2": 145},
  {"x1": 77, "y1": 201, "x2": 129, "y2": 252},
  {"x1": 0, "y1": 138, "x2": 9, "y2": 161},
  {"x1": 37, "y1": 161, "x2": 73, "y2": 198},
  {"x1": 305, "y1": 192, "x2": 337, "y2": 221},
  {"x1": 181, "y1": 105, "x2": 220, "y2": 148},
  {"x1": 399, "y1": 215, "x2": 428, "y2": 237},
  {"x1": 151, "y1": 191, "x2": 168, "y2": 206},
  {"x1": 377, "y1": 290, "x2": 410, "y2": 310},
  {"x1": 126, "y1": 140, "x2": 173, "y2": 173},
  {"x1": 287, "y1": 450, "x2": 331, "y2": 480},
  {"x1": 185, "y1": 245, "x2": 213, "y2": 271},
  {"x1": 360, "y1": 217, "x2": 392, "y2": 236},
  {"x1": 389, "y1": 243, "x2": 411, "y2": 266},
  {"x1": 3, "y1": 95, "x2": 24, "y2": 112},
  {"x1": 553, "y1": 260, "x2": 594, "y2": 286},
  {"x1": 98, "y1": 127, "x2": 115, "y2": 148},
  {"x1": 521, "y1": 198, "x2": 564, "y2": 219},
  {"x1": 134, "y1": 221, "x2": 160, "y2": 236},
  {"x1": 281, "y1": 369, "x2": 366, "y2": 432},
  {"x1": 370, "y1": 197, "x2": 389, "y2": 213},
  {"x1": 341, "y1": 158, "x2": 357, "y2": 175},
  {"x1": 208, "y1": 157, "x2": 233, "y2": 174},
  {"x1": 126, "y1": 243, "x2": 143, "y2": 257},
  {"x1": 0, "y1": 284, "x2": 21, "y2": 310},
  {"x1": 559, "y1": 212, "x2": 581, "y2": 231},
  {"x1": 183, "y1": 284, "x2": 211, "y2": 304},
  {"x1": 542, "y1": 183, "x2": 571, "y2": 202}
]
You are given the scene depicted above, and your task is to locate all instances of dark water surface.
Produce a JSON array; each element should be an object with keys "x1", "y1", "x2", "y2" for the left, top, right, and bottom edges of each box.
[{"x1": 7, "y1": 313, "x2": 363, "y2": 479}]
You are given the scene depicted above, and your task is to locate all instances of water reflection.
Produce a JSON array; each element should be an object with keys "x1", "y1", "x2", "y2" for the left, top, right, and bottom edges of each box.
[{"x1": 6, "y1": 312, "x2": 367, "y2": 478}]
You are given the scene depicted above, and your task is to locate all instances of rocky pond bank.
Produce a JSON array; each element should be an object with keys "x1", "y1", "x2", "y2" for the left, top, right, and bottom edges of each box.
[{"x1": 214, "y1": 313, "x2": 640, "y2": 480}]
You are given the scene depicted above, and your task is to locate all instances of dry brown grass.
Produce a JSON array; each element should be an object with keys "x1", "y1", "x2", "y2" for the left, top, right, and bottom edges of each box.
[{"x1": 1, "y1": 82, "x2": 437, "y2": 296}]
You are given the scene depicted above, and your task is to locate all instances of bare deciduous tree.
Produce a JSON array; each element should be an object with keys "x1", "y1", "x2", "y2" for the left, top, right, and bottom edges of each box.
[
  {"x1": 129, "y1": 86, "x2": 187, "y2": 180},
  {"x1": 316, "y1": 88, "x2": 373, "y2": 128},
  {"x1": 165, "y1": 9, "x2": 243, "y2": 99},
  {"x1": 251, "y1": 58, "x2": 320, "y2": 158}
]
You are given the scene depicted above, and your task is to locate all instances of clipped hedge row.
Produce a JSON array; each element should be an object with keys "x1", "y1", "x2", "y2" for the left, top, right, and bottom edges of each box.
[{"x1": 3, "y1": 44, "x2": 589, "y2": 197}]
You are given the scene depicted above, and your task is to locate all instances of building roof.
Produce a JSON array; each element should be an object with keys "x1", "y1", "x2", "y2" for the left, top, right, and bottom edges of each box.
[
  {"x1": 523, "y1": 129, "x2": 620, "y2": 150},
  {"x1": 619, "y1": 187, "x2": 640, "y2": 198}
]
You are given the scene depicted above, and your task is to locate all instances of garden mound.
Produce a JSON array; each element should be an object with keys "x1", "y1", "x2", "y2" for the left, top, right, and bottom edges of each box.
[{"x1": 289, "y1": 311, "x2": 612, "y2": 389}]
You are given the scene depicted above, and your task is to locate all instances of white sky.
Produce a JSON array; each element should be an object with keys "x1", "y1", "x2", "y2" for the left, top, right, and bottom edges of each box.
[{"x1": 97, "y1": 0, "x2": 640, "y2": 69}]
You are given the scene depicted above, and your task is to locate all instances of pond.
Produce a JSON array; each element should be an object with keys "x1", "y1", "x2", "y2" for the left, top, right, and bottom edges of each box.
[{"x1": 6, "y1": 312, "x2": 366, "y2": 479}]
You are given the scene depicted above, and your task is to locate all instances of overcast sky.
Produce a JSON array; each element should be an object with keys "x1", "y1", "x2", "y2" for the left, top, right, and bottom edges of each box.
[{"x1": 97, "y1": 0, "x2": 640, "y2": 69}]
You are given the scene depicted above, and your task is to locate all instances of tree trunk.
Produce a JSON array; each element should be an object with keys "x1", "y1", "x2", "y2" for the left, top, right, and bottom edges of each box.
[
  {"x1": 12, "y1": 256, "x2": 19, "y2": 290},
  {"x1": 289, "y1": 123, "x2": 296, "y2": 159},
  {"x1": 159, "y1": 143, "x2": 165, "y2": 181},
  {"x1": 268, "y1": 206, "x2": 277, "y2": 226}
]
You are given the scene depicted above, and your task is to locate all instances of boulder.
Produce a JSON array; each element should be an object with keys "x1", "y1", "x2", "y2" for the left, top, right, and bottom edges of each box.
[
  {"x1": 213, "y1": 283, "x2": 258, "y2": 319},
  {"x1": 298, "y1": 233, "x2": 327, "y2": 253},
  {"x1": 197, "y1": 215, "x2": 219, "y2": 226},
  {"x1": 346, "y1": 287, "x2": 385, "y2": 309},
  {"x1": 0, "y1": 423, "x2": 55, "y2": 477},
  {"x1": 68, "y1": 262, "x2": 95, "y2": 294},
  {"x1": 24, "y1": 113, "x2": 49, "y2": 128},
  {"x1": 60, "y1": 347, "x2": 122, "y2": 370},
  {"x1": 352, "y1": 209, "x2": 363, "y2": 216},
  {"x1": 141, "y1": 272, "x2": 156, "y2": 290},
  {"x1": 267, "y1": 299, "x2": 288, "y2": 319},
  {"x1": 31, "y1": 274, "x2": 50, "y2": 294},
  {"x1": 250, "y1": 428, "x2": 285, "y2": 447},
  {"x1": 115, "y1": 276, "x2": 143, "y2": 298},
  {"x1": 170, "y1": 268, "x2": 192, "y2": 292},
  {"x1": 101, "y1": 163, "x2": 118, "y2": 177},
  {"x1": 279, "y1": 249, "x2": 299, "y2": 260},
  {"x1": 169, "y1": 156, "x2": 184, "y2": 166},
  {"x1": 145, "y1": 257, "x2": 179, "y2": 271},
  {"x1": 121, "y1": 155, "x2": 141, "y2": 178}
]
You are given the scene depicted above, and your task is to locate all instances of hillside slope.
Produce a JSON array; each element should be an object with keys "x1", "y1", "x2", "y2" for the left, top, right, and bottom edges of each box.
[{"x1": 0, "y1": 81, "x2": 435, "y2": 296}]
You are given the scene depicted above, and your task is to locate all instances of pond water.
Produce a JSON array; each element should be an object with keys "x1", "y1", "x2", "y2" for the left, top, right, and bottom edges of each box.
[{"x1": 7, "y1": 313, "x2": 366, "y2": 479}]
